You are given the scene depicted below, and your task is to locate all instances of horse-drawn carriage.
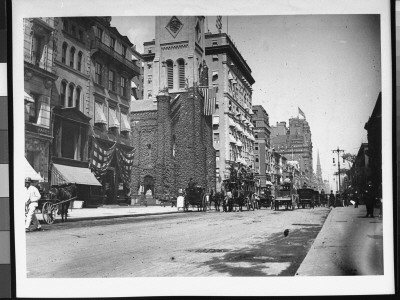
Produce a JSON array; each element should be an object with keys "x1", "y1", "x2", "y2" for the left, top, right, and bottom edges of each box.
[
  {"x1": 297, "y1": 188, "x2": 315, "y2": 209},
  {"x1": 184, "y1": 186, "x2": 207, "y2": 212},
  {"x1": 222, "y1": 165, "x2": 256, "y2": 212},
  {"x1": 273, "y1": 180, "x2": 297, "y2": 210},
  {"x1": 258, "y1": 186, "x2": 273, "y2": 209},
  {"x1": 33, "y1": 184, "x2": 77, "y2": 224},
  {"x1": 313, "y1": 190, "x2": 320, "y2": 207}
]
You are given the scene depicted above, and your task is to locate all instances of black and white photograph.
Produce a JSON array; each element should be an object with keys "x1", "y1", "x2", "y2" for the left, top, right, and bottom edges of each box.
[{"x1": 13, "y1": 0, "x2": 394, "y2": 297}]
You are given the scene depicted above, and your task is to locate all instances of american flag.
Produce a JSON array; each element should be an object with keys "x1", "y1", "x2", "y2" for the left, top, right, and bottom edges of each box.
[{"x1": 199, "y1": 86, "x2": 217, "y2": 116}]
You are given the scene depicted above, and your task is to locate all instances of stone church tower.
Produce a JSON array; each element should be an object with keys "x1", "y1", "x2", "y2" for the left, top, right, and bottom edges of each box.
[{"x1": 131, "y1": 16, "x2": 215, "y2": 200}]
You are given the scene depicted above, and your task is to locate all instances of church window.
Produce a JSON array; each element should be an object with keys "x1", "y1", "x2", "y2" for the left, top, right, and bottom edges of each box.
[
  {"x1": 77, "y1": 51, "x2": 83, "y2": 71},
  {"x1": 195, "y1": 21, "x2": 201, "y2": 43},
  {"x1": 177, "y1": 59, "x2": 185, "y2": 88},
  {"x1": 166, "y1": 60, "x2": 173, "y2": 89}
]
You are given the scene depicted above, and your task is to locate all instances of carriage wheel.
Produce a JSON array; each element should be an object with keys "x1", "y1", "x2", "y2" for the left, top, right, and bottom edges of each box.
[{"x1": 42, "y1": 202, "x2": 56, "y2": 224}]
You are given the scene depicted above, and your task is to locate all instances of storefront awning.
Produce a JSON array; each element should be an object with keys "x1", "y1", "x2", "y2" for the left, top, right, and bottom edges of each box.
[
  {"x1": 24, "y1": 91, "x2": 34, "y2": 103},
  {"x1": 95, "y1": 102, "x2": 107, "y2": 124},
  {"x1": 228, "y1": 118, "x2": 235, "y2": 127},
  {"x1": 120, "y1": 113, "x2": 131, "y2": 132},
  {"x1": 52, "y1": 163, "x2": 102, "y2": 186},
  {"x1": 25, "y1": 158, "x2": 43, "y2": 181},
  {"x1": 229, "y1": 135, "x2": 237, "y2": 144},
  {"x1": 236, "y1": 140, "x2": 243, "y2": 147},
  {"x1": 109, "y1": 108, "x2": 120, "y2": 128}
]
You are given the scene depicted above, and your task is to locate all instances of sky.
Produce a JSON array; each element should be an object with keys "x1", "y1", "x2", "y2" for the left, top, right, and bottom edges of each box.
[{"x1": 111, "y1": 14, "x2": 382, "y2": 190}]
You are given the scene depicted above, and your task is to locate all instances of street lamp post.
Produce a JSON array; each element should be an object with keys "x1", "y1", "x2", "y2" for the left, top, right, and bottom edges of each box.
[{"x1": 332, "y1": 147, "x2": 344, "y2": 193}]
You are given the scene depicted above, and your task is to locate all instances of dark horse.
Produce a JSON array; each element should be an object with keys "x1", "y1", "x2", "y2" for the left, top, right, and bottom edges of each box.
[
  {"x1": 211, "y1": 191, "x2": 224, "y2": 212},
  {"x1": 49, "y1": 184, "x2": 77, "y2": 222}
]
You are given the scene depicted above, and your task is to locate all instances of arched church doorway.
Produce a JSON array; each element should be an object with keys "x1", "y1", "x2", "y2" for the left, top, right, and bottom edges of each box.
[{"x1": 143, "y1": 175, "x2": 155, "y2": 197}]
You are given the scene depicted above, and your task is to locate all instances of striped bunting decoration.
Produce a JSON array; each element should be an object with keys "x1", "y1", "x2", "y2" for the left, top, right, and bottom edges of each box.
[{"x1": 198, "y1": 86, "x2": 217, "y2": 116}]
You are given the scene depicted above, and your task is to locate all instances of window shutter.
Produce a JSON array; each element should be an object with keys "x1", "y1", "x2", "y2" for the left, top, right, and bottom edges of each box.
[
  {"x1": 167, "y1": 61, "x2": 173, "y2": 89},
  {"x1": 178, "y1": 60, "x2": 185, "y2": 88}
]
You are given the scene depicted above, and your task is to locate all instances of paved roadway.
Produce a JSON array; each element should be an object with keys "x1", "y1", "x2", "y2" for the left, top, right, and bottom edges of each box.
[{"x1": 26, "y1": 207, "x2": 330, "y2": 277}]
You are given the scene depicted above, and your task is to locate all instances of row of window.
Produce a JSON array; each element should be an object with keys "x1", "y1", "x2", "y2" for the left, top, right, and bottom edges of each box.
[
  {"x1": 61, "y1": 42, "x2": 84, "y2": 72},
  {"x1": 60, "y1": 81, "x2": 82, "y2": 109},
  {"x1": 166, "y1": 59, "x2": 185, "y2": 90},
  {"x1": 94, "y1": 61, "x2": 128, "y2": 97},
  {"x1": 62, "y1": 19, "x2": 84, "y2": 42},
  {"x1": 95, "y1": 26, "x2": 128, "y2": 58}
]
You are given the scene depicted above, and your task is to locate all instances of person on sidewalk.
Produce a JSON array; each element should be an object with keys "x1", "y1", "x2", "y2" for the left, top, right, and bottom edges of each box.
[
  {"x1": 365, "y1": 182, "x2": 374, "y2": 218},
  {"x1": 25, "y1": 177, "x2": 43, "y2": 232},
  {"x1": 354, "y1": 191, "x2": 359, "y2": 208},
  {"x1": 329, "y1": 190, "x2": 336, "y2": 208}
]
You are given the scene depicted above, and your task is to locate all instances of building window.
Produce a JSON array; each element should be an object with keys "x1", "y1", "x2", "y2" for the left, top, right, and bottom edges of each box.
[
  {"x1": 77, "y1": 51, "x2": 83, "y2": 71},
  {"x1": 110, "y1": 37, "x2": 116, "y2": 49},
  {"x1": 122, "y1": 45, "x2": 127, "y2": 57},
  {"x1": 96, "y1": 27, "x2": 103, "y2": 41},
  {"x1": 75, "y1": 87, "x2": 81, "y2": 109},
  {"x1": 71, "y1": 25, "x2": 76, "y2": 37},
  {"x1": 61, "y1": 42, "x2": 67, "y2": 64},
  {"x1": 216, "y1": 150, "x2": 220, "y2": 162},
  {"x1": 120, "y1": 76, "x2": 127, "y2": 97},
  {"x1": 69, "y1": 47, "x2": 75, "y2": 68},
  {"x1": 212, "y1": 71, "x2": 218, "y2": 83},
  {"x1": 63, "y1": 19, "x2": 68, "y2": 31},
  {"x1": 212, "y1": 40, "x2": 218, "y2": 46},
  {"x1": 60, "y1": 81, "x2": 67, "y2": 107},
  {"x1": 166, "y1": 60, "x2": 173, "y2": 89},
  {"x1": 213, "y1": 55, "x2": 218, "y2": 62},
  {"x1": 78, "y1": 30, "x2": 83, "y2": 41},
  {"x1": 27, "y1": 94, "x2": 39, "y2": 123},
  {"x1": 148, "y1": 74, "x2": 152, "y2": 84},
  {"x1": 108, "y1": 70, "x2": 115, "y2": 91},
  {"x1": 177, "y1": 59, "x2": 185, "y2": 88},
  {"x1": 147, "y1": 90, "x2": 152, "y2": 99},
  {"x1": 68, "y1": 84, "x2": 74, "y2": 107},
  {"x1": 213, "y1": 133, "x2": 219, "y2": 143},
  {"x1": 256, "y1": 158, "x2": 259, "y2": 163},
  {"x1": 95, "y1": 62, "x2": 102, "y2": 85}
]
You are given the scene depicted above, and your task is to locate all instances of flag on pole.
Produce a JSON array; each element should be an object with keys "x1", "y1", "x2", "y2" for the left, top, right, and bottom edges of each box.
[
  {"x1": 216, "y1": 16, "x2": 222, "y2": 32},
  {"x1": 298, "y1": 107, "x2": 306, "y2": 118},
  {"x1": 199, "y1": 86, "x2": 217, "y2": 116}
]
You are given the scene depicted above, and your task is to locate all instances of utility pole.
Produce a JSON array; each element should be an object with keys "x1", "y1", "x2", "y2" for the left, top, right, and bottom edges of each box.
[{"x1": 332, "y1": 147, "x2": 344, "y2": 193}]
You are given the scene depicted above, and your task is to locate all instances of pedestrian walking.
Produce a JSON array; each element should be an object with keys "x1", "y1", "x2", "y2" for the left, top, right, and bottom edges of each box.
[
  {"x1": 25, "y1": 177, "x2": 43, "y2": 232},
  {"x1": 365, "y1": 182, "x2": 374, "y2": 218},
  {"x1": 329, "y1": 190, "x2": 335, "y2": 208},
  {"x1": 354, "y1": 191, "x2": 359, "y2": 208}
]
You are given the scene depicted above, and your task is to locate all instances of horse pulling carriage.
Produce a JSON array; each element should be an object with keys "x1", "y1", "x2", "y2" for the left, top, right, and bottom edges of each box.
[
  {"x1": 184, "y1": 186, "x2": 207, "y2": 212},
  {"x1": 258, "y1": 186, "x2": 273, "y2": 209},
  {"x1": 222, "y1": 165, "x2": 256, "y2": 212},
  {"x1": 38, "y1": 184, "x2": 78, "y2": 224}
]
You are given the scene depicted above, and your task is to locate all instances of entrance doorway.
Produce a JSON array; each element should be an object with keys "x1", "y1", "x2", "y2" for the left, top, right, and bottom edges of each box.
[
  {"x1": 104, "y1": 168, "x2": 116, "y2": 204},
  {"x1": 143, "y1": 175, "x2": 154, "y2": 197}
]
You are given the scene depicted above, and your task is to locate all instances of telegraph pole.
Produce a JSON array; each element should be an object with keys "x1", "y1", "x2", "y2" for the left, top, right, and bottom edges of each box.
[{"x1": 332, "y1": 147, "x2": 344, "y2": 193}]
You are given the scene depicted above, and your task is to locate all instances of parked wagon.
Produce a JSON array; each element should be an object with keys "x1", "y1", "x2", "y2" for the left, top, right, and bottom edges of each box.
[{"x1": 297, "y1": 188, "x2": 315, "y2": 209}]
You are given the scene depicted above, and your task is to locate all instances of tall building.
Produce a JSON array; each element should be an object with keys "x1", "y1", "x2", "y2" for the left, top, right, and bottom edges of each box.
[
  {"x1": 204, "y1": 32, "x2": 256, "y2": 191},
  {"x1": 130, "y1": 16, "x2": 215, "y2": 200},
  {"x1": 364, "y1": 92, "x2": 382, "y2": 199},
  {"x1": 271, "y1": 116, "x2": 313, "y2": 185},
  {"x1": 252, "y1": 105, "x2": 272, "y2": 188},
  {"x1": 24, "y1": 17, "x2": 58, "y2": 186},
  {"x1": 24, "y1": 17, "x2": 141, "y2": 207}
]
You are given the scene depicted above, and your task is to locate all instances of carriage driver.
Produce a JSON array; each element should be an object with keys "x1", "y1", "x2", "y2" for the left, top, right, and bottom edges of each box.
[{"x1": 25, "y1": 177, "x2": 43, "y2": 232}]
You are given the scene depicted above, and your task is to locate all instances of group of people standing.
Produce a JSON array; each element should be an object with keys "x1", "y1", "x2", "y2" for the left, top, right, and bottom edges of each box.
[{"x1": 327, "y1": 181, "x2": 378, "y2": 218}]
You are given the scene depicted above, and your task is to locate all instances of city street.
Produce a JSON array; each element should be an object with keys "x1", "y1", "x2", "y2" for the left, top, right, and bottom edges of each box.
[{"x1": 26, "y1": 207, "x2": 330, "y2": 277}]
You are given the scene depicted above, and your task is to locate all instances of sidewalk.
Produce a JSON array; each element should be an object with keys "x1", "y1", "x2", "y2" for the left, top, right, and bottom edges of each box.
[
  {"x1": 295, "y1": 204, "x2": 383, "y2": 276},
  {"x1": 37, "y1": 204, "x2": 185, "y2": 223}
]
